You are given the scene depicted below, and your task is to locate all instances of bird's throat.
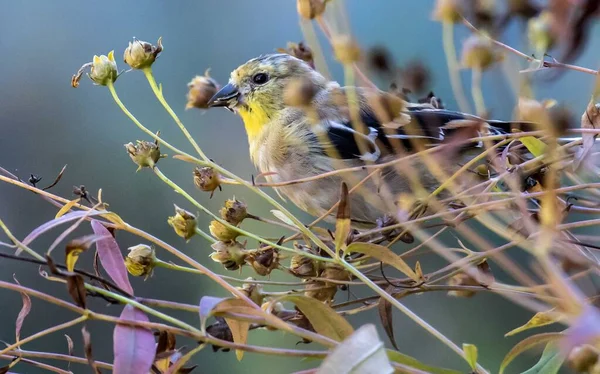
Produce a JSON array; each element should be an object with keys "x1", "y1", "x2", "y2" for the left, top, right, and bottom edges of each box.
[{"x1": 238, "y1": 106, "x2": 271, "y2": 143}]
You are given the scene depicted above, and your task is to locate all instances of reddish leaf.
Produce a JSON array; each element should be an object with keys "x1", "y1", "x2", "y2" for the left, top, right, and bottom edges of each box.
[
  {"x1": 377, "y1": 285, "x2": 398, "y2": 351},
  {"x1": 12, "y1": 275, "x2": 31, "y2": 342},
  {"x1": 113, "y1": 305, "x2": 155, "y2": 374},
  {"x1": 22, "y1": 210, "x2": 105, "y2": 247},
  {"x1": 82, "y1": 326, "x2": 101, "y2": 374},
  {"x1": 91, "y1": 220, "x2": 133, "y2": 295},
  {"x1": 66, "y1": 274, "x2": 87, "y2": 309}
]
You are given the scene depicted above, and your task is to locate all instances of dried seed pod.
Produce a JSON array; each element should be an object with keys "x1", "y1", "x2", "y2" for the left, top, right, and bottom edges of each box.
[
  {"x1": 193, "y1": 167, "x2": 222, "y2": 197},
  {"x1": 568, "y1": 344, "x2": 599, "y2": 373},
  {"x1": 296, "y1": 0, "x2": 326, "y2": 20},
  {"x1": 186, "y1": 70, "x2": 220, "y2": 109},
  {"x1": 124, "y1": 244, "x2": 156, "y2": 278},
  {"x1": 219, "y1": 198, "x2": 248, "y2": 226},
  {"x1": 284, "y1": 78, "x2": 318, "y2": 107},
  {"x1": 447, "y1": 273, "x2": 479, "y2": 298},
  {"x1": 206, "y1": 317, "x2": 233, "y2": 352},
  {"x1": 246, "y1": 247, "x2": 280, "y2": 276},
  {"x1": 304, "y1": 281, "x2": 337, "y2": 303},
  {"x1": 332, "y1": 35, "x2": 361, "y2": 64},
  {"x1": 238, "y1": 278, "x2": 264, "y2": 305},
  {"x1": 277, "y1": 42, "x2": 314, "y2": 69},
  {"x1": 321, "y1": 263, "x2": 351, "y2": 286},
  {"x1": 209, "y1": 220, "x2": 239, "y2": 242},
  {"x1": 461, "y1": 35, "x2": 499, "y2": 71},
  {"x1": 123, "y1": 37, "x2": 163, "y2": 69},
  {"x1": 290, "y1": 254, "x2": 317, "y2": 278},
  {"x1": 210, "y1": 241, "x2": 248, "y2": 271},
  {"x1": 124, "y1": 139, "x2": 166, "y2": 171},
  {"x1": 432, "y1": 0, "x2": 464, "y2": 23},
  {"x1": 167, "y1": 205, "x2": 197, "y2": 241}
]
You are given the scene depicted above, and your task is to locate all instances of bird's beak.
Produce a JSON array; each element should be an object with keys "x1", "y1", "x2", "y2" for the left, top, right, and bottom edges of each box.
[{"x1": 208, "y1": 83, "x2": 240, "y2": 108}]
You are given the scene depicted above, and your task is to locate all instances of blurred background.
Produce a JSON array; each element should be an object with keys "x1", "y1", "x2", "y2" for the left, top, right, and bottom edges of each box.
[{"x1": 1, "y1": 1, "x2": 599, "y2": 373}]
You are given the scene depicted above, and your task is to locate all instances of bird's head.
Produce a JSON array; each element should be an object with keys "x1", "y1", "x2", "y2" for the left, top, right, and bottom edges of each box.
[{"x1": 208, "y1": 54, "x2": 327, "y2": 138}]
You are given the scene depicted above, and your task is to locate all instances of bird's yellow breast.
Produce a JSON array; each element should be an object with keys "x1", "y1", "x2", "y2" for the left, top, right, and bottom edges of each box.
[{"x1": 238, "y1": 106, "x2": 271, "y2": 142}]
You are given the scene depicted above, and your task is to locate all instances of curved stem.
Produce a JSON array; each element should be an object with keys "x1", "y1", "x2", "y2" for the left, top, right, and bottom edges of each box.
[{"x1": 442, "y1": 21, "x2": 471, "y2": 113}]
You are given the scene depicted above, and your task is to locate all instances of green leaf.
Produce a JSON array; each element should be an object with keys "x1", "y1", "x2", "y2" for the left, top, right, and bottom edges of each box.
[
  {"x1": 318, "y1": 324, "x2": 393, "y2": 374},
  {"x1": 463, "y1": 343, "x2": 478, "y2": 371},
  {"x1": 520, "y1": 136, "x2": 546, "y2": 157},
  {"x1": 386, "y1": 350, "x2": 462, "y2": 374},
  {"x1": 345, "y1": 242, "x2": 418, "y2": 282},
  {"x1": 271, "y1": 210, "x2": 296, "y2": 226},
  {"x1": 505, "y1": 309, "x2": 561, "y2": 337},
  {"x1": 278, "y1": 294, "x2": 353, "y2": 342},
  {"x1": 500, "y1": 332, "x2": 563, "y2": 374},
  {"x1": 521, "y1": 342, "x2": 564, "y2": 374}
]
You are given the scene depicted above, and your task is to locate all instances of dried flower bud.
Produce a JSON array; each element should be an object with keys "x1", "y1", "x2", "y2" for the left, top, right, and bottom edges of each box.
[
  {"x1": 290, "y1": 254, "x2": 317, "y2": 278},
  {"x1": 72, "y1": 51, "x2": 119, "y2": 88},
  {"x1": 528, "y1": 11, "x2": 556, "y2": 52},
  {"x1": 277, "y1": 42, "x2": 314, "y2": 69},
  {"x1": 246, "y1": 247, "x2": 280, "y2": 276},
  {"x1": 238, "y1": 278, "x2": 264, "y2": 305},
  {"x1": 206, "y1": 317, "x2": 233, "y2": 352},
  {"x1": 124, "y1": 244, "x2": 156, "y2": 278},
  {"x1": 461, "y1": 35, "x2": 498, "y2": 70},
  {"x1": 304, "y1": 281, "x2": 337, "y2": 303},
  {"x1": 568, "y1": 344, "x2": 599, "y2": 373},
  {"x1": 209, "y1": 220, "x2": 239, "y2": 242},
  {"x1": 367, "y1": 46, "x2": 394, "y2": 74},
  {"x1": 219, "y1": 198, "x2": 248, "y2": 226},
  {"x1": 296, "y1": 0, "x2": 326, "y2": 20},
  {"x1": 193, "y1": 167, "x2": 221, "y2": 197},
  {"x1": 321, "y1": 263, "x2": 351, "y2": 286},
  {"x1": 124, "y1": 37, "x2": 163, "y2": 70},
  {"x1": 432, "y1": 0, "x2": 464, "y2": 23},
  {"x1": 210, "y1": 241, "x2": 247, "y2": 271},
  {"x1": 284, "y1": 78, "x2": 318, "y2": 107},
  {"x1": 332, "y1": 35, "x2": 361, "y2": 64},
  {"x1": 124, "y1": 138, "x2": 166, "y2": 171},
  {"x1": 447, "y1": 273, "x2": 479, "y2": 297},
  {"x1": 167, "y1": 205, "x2": 197, "y2": 241},
  {"x1": 186, "y1": 70, "x2": 220, "y2": 109}
]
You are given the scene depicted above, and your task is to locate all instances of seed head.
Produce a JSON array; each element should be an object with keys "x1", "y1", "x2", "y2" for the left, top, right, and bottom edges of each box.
[
  {"x1": 246, "y1": 247, "x2": 280, "y2": 276},
  {"x1": 277, "y1": 41, "x2": 314, "y2": 69},
  {"x1": 210, "y1": 241, "x2": 247, "y2": 271},
  {"x1": 193, "y1": 167, "x2": 221, "y2": 197},
  {"x1": 123, "y1": 37, "x2": 163, "y2": 70},
  {"x1": 219, "y1": 198, "x2": 248, "y2": 226},
  {"x1": 186, "y1": 70, "x2": 220, "y2": 109},
  {"x1": 461, "y1": 35, "x2": 499, "y2": 71},
  {"x1": 238, "y1": 278, "x2": 264, "y2": 305},
  {"x1": 321, "y1": 263, "x2": 351, "y2": 286},
  {"x1": 333, "y1": 35, "x2": 361, "y2": 65},
  {"x1": 447, "y1": 273, "x2": 478, "y2": 297},
  {"x1": 290, "y1": 254, "x2": 317, "y2": 278},
  {"x1": 167, "y1": 205, "x2": 197, "y2": 241},
  {"x1": 304, "y1": 281, "x2": 337, "y2": 303},
  {"x1": 284, "y1": 78, "x2": 318, "y2": 108},
  {"x1": 209, "y1": 220, "x2": 239, "y2": 242},
  {"x1": 124, "y1": 138, "x2": 166, "y2": 171},
  {"x1": 296, "y1": 0, "x2": 326, "y2": 20},
  {"x1": 124, "y1": 244, "x2": 156, "y2": 278},
  {"x1": 72, "y1": 51, "x2": 119, "y2": 88},
  {"x1": 432, "y1": 0, "x2": 464, "y2": 23}
]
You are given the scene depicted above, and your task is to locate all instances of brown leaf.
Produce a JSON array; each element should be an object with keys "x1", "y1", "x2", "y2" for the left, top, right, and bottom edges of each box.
[
  {"x1": 66, "y1": 274, "x2": 87, "y2": 309},
  {"x1": 334, "y1": 183, "x2": 351, "y2": 253},
  {"x1": 155, "y1": 330, "x2": 176, "y2": 372},
  {"x1": 12, "y1": 275, "x2": 31, "y2": 342},
  {"x1": 475, "y1": 259, "x2": 495, "y2": 287},
  {"x1": 65, "y1": 334, "x2": 74, "y2": 371},
  {"x1": 82, "y1": 326, "x2": 101, "y2": 374},
  {"x1": 377, "y1": 285, "x2": 398, "y2": 350},
  {"x1": 224, "y1": 317, "x2": 250, "y2": 361}
]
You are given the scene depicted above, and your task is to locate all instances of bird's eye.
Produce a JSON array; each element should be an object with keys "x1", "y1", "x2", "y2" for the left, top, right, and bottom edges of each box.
[{"x1": 252, "y1": 73, "x2": 269, "y2": 85}]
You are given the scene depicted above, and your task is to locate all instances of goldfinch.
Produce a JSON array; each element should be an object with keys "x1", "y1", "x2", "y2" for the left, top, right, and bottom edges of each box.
[{"x1": 207, "y1": 54, "x2": 537, "y2": 226}]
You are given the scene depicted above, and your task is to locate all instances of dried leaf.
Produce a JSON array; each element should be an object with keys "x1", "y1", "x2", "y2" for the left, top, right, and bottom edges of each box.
[
  {"x1": 155, "y1": 331, "x2": 176, "y2": 372},
  {"x1": 270, "y1": 210, "x2": 296, "y2": 226},
  {"x1": 65, "y1": 334, "x2": 74, "y2": 371},
  {"x1": 82, "y1": 326, "x2": 101, "y2": 374},
  {"x1": 55, "y1": 198, "x2": 81, "y2": 219},
  {"x1": 499, "y1": 332, "x2": 563, "y2": 374},
  {"x1": 334, "y1": 183, "x2": 351, "y2": 253},
  {"x1": 318, "y1": 324, "x2": 393, "y2": 374},
  {"x1": 345, "y1": 242, "x2": 419, "y2": 282},
  {"x1": 101, "y1": 212, "x2": 126, "y2": 227},
  {"x1": 462, "y1": 343, "x2": 478, "y2": 371},
  {"x1": 224, "y1": 317, "x2": 250, "y2": 361},
  {"x1": 476, "y1": 259, "x2": 494, "y2": 287},
  {"x1": 278, "y1": 295, "x2": 353, "y2": 342},
  {"x1": 113, "y1": 305, "x2": 155, "y2": 374},
  {"x1": 522, "y1": 342, "x2": 563, "y2": 374},
  {"x1": 377, "y1": 286, "x2": 398, "y2": 350},
  {"x1": 386, "y1": 350, "x2": 462, "y2": 374},
  {"x1": 91, "y1": 220, "x2": 133, "y2": 295},
  {"x1": 0, "y1": 357, "x2": 21, "y2": 373},
  {"x1": 12, "y1": 275, "x2": 31, "y2": 342},
  {"x1": 414, "y1": 261, "x2": 425, "y2": 282},
  {"x1": 66, "y1": 274, "x2": 87, "y2": 309},
  {"x1": 505, "y1": 309, "x2": 561, "y2": 337}
]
